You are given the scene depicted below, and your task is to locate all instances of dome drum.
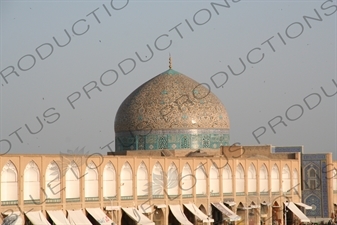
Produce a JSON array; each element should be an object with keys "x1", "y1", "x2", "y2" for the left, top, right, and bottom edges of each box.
[{"x1": 115, "y1": 129, "x2": 229, "y2": 151}]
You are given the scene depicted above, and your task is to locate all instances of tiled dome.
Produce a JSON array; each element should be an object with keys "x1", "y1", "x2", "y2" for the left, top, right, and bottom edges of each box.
[{"x1": 115, "y1": 69, "x2": 230, "y2": 132}]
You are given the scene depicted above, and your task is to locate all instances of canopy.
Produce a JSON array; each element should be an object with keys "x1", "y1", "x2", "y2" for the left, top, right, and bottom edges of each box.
[
  {"x1": 261, "y1": 202, "x2": 271, "y2": 206},
  {"x1": 25, "y1": 211, "x2": 51, "y2": 225},
  {"x1": 47, "y1": 210, "x2": 71, "y2": 225},
  {"x1": 155, "y1": 204, "x2": 166, "y2": 209},
  {"x1": 183, "y1": 204, "x2": 214, "y2": 222},
  {"x1": 211, "y1": 202, "x2": 241, "y2": 221},
  {"x1": 249, "y1": 203, "x2": 260, "y2": 209},
  {"x1": 284, "y1": 202, "x2": 310, "y2": 223},
  {"x1": 168, "y1": 205, "x2": 193, "y2": 225},
  {"x1": 295, "y1": 202, "x2": 313, "y2": 210},
  {"x1": 138, "y1": 205, "x2": 152, "y2": 214},
  {"x1": 86, "y1": 208, "x2": 112, "y2": 225},
  {"x1": 67, "y1": 210, "x2": 92, "y2": 225},
  {"x1": 121, "y1": 207, "x2": 154, "y2": 225},
  {"x1": 224, "y1": 201, "x2": 236, "y2": 206},
  {"x1": 105, "y1": 206, "x2": 120, "y2": 211},
  {"x1": 2, "y1": 211, "x2": 23, "y2": 225}
]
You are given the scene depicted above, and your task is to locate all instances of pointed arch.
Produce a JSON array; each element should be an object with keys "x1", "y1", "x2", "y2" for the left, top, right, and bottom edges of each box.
[
  {"x1": 222, "y1": 164, "x2": 232, "y2": 194},
  {"x1": 103, "y1": 162, "x2": 117, "y2": 198},
  {"x1": 282, "y1": 164, "x2": 291, "y2": 192},
  {"x1": 152, "y1": 162, "x2": 164, "y2": 197},
  {"x1": 293, "y1": 169, "x2": 299, "y2": 192},
  {"x1": 236, "y1": 202, "x2": 246, "y2": 224},
  {"x1": 24, "y1": 161, "x2": 40, "y2": 201},
  {"x1": 196, "y1": 163, "x2": 207, "y2": 196},
  {"x1": 65, "y1": 161, "x2": 80, "y2": 199},
  {"x1": 137, "y1": 162, "x2": 148, "y2": 197},
  {"x1": 1, "y1": 161, "x2": 18, "y2": 202},
  {"x1": 248, "y1": 163, "x2": 257, "y2": 193},
  {"x1": 210, "y1": 163, "x2": 219, "y2": 195},
  {"x1": 85, "y1": 161, "x2": 98, "y2": 199},
  {"x1": 167, "y1": 162, "x2": 179, "y2": 196},
  {"x1": 45, "y1": 161, "x2": 60, "y2": 200},
  {"x1": 236, "y1": 163, "x2": 244, "y2": 193},
  {"x1": 121, "y1": 162, "x2": 133, "y2": 198},
  {"x1": 271, "y1": 164, "x2": 280, "y2": 192},
  {"x1": 181, "y1": 163, "x2": 193, "y2": 196},
  {"x1": 259, "y1": 164, "x2": 268, "y2": 193}
]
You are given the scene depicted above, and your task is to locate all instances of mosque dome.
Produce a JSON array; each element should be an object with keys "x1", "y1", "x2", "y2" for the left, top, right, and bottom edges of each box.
[{"x1": 114, "y1": 66, "x2": 230, "y2": 151}]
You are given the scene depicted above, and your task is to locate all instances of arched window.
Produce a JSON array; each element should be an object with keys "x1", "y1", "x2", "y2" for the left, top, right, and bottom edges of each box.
[
  {"x1": 137, "y1": 162, "x2": 148, "y2": 197},
  {"x1": 152, "y1": 162, "x2": 164, "y2": 197},
  {"x1": 121, "y1": 162, "x2": 133, "y2": 198},
  {"x1": 1, "y1": 161, "x2": 18, "y2": 202},
  {"x1": 65, "y1": 161, "x2": 80, "y2": 200},
  {"x1": 306, "y1": 165, "x2": 319, "y2": 190},
  {"x1": 103, "y1": 162, "x2": 116, "y2": 199},
  {"x1": 85, "y1": 162, "x2": 98, "y2": 199},
  {"x1": 210, "y1": 163, "x2": 219, "y2": 195},
  {"x1": 196, "y1": 163, "x2": 207, "y2": 196},
  {"x1": 309, "y1": 168, "x2": 316, "y2": 178},
  {"x1": 282, "y1": 165, "x2": 291, "y2": 193},
  {"x1": 271, "y1": 164, "x2": 280, "y2": 192},
  {"x1": 181, "y1": 163, "x2": 193, "y2": 196},
  {"x1": 259, "y1": 164, "x2": 268, "y2": 193},
  {"x1": 293, "y1": 169, "x2": 299, "y2": 192},
  {"x1": 248, "y1": 163, "x2": 256, "y2": 193},
  {"x1": 222, "y1": 164, "x2": 232, "y2": 194},
  {"x1": 167, "y1": 163, "x2": 179, "y2": 196},
  {"x1": 45, "y1": 161, "x2": 60, "y2": 200},
  {"x1": 236, "y1": 163, "x2": 244, "y2": 193},
  {"x1": 24, "y1": 161, "x2": 40, "y2": 201}
]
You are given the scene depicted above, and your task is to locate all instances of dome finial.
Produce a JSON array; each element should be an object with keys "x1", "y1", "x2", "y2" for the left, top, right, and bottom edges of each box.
[{"x1": 169, "y1": 54, "x2": 172, "y2": 69}]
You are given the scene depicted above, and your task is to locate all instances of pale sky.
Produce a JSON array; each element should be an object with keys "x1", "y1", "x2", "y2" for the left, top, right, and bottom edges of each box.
[{"x1": 1, "y1": 0, "x2": 337, "y2": 158}]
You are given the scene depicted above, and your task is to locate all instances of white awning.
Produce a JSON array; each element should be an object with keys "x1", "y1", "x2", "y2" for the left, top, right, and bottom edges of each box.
[
  {"x1": 121, "y1": 207, "x2": 154, "y2": 225},
  {"x1": 86, "y1": 208, "x2": 112, "y2": 225},
  {"x1": 105, "y1": 206, "x2": 120, "y2": 211},
  {"x1": 295, "y1": 203, "x2": 313, "y2": 210},
  {"x1": 224, "y1": 201, "x2": 236, "y2": 206},
  {"x1": 249, "y1": 204, "x2": 260, "y2": 209},
  {"x1": 67, "y1": 210, "x2": 92, "y2": 225},
  {"x1": 2, "y1": 211, "x2": 23, "y2": 225},
  {"x1": 168, "y1": 205, "x2": 193, "y2": 225},
  {"x1": 284, "y1": 202, "x2": 310, "y2": 223},
  {"x1": 25, "y1": 211, "x2": 51, "y2": 225},
  {"x1": 138, "y1": 205, "x2": 152, "y2": 214},
  {"x1": 211, "y1": 202, "x2": 241, "y2": 221},
  {"x1": 47, "y1": 210, "x2": 71, "y2": 225},
  {"x1": 261, "y1": 202, "x2": 271, "y2": 206},
  {"x1": 155, "y1": 204, "x2": 166, "y2": 209},
  {"x1": 183, "y1": 204, "x2": 214, "y2": 223}
]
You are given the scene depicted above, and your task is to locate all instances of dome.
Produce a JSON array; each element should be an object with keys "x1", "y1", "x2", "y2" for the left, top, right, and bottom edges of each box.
[{"x1": 114, "y1": 68, "x2": 230, "y2": 151}]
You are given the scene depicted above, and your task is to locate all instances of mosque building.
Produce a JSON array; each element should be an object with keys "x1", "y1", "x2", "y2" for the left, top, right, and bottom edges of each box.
[{"x1": 1, "y1": 60, "x2": 337, "y2": 225}]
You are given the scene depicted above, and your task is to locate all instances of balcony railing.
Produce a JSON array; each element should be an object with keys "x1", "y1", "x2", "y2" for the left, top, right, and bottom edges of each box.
[
  {"x1": 66, "y1": 197, "x2": 80, "y2": 202},
  {"x1": 152, "y1": 195, "x2": 164, "y2": 199},
  {"x1": 1, "y1": 200, "x2": 18, "y2": 206},
  {"x1": 182, "y1": 194, "x2": 193, "y2": 198},
  {"x1": 85, "y1": 197, "x2": 99, "y2": 202},
  {"x1": 24, "y1": 199, "x2": 40, "y2": 204},
  {"x1": 46, "y1": 198, "x2": 61, "y2": 204},
  {"x1": 121, "y1": 196, "x2": 133, "y2": 200}
]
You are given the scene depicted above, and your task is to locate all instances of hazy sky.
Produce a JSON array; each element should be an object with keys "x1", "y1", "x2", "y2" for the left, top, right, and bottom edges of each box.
[{"x1": 1, "y1": 0, "x2": 336, "y2": 158}]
